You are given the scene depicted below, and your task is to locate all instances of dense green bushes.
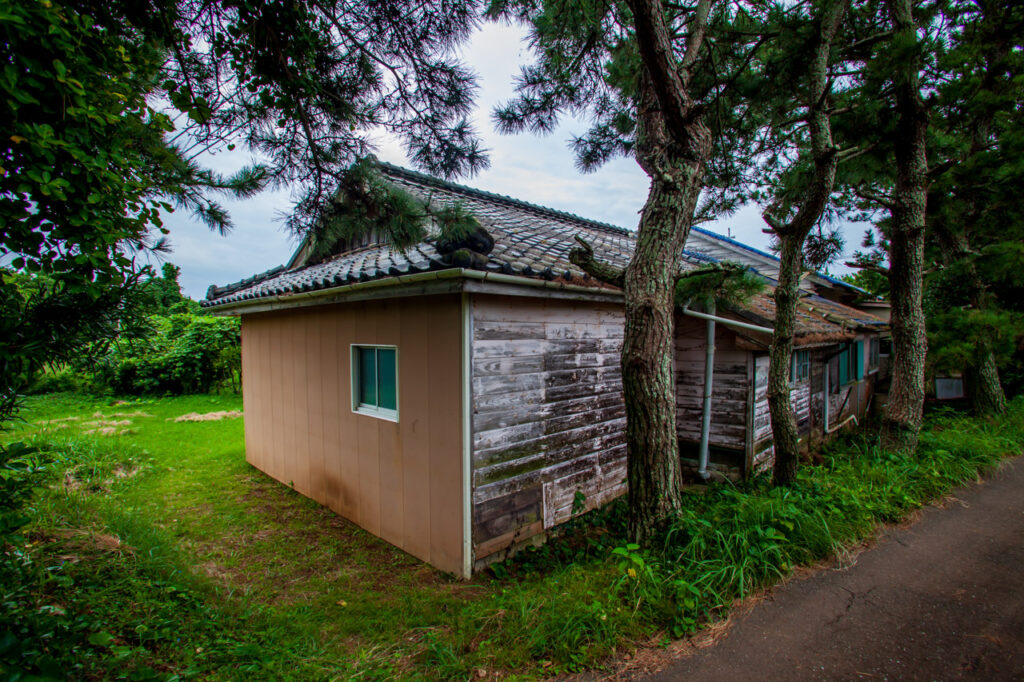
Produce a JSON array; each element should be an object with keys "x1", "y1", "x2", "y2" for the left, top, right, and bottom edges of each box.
[
  {"x1": 21, "y1": 263, "x2": 242, "y2": 397},
  {"x1": 91, "y1": 313, "x2": 240, "y2": 395}
]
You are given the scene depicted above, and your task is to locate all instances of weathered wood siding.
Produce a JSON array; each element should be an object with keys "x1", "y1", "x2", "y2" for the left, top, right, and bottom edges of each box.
[
  {"x1": 470, "y1": 296, "x2": 626, "y2": 561},
  {"x1": 240, "y1": 295, "x2": 464, "y2": 574},
  {"x1": 750, "y1": 353, "x2": 813, "y2": 471},
  {"x1": 674, "y1": 315, "x2": 751, "y2": 452}
]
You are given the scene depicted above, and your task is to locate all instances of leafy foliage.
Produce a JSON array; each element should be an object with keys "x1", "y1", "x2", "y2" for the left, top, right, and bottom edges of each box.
[
  {"x1": 89, "y1": 314, "x2": 241, "y2": 396},
  {"x1": 85, "y1": 0, "x2": 489, "y2": 234},
  {"x1": 489, "y1": 0, "x2": 768, "y2": 213}
]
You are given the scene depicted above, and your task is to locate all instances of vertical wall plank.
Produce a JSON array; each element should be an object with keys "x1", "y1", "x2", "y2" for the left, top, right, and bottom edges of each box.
[
  {"x1": 305, "y1": 312, "x2": 326, "y2": 503},
  {"x1": 376, "y1": 302, "x2": 405, "y2": 546},
  {"x1": 428, "y1": 299, "x2": 463, "y2": 571},
  {"x1": 319, "y1": 310, "x2": 340, "y2": 506},
  {"x1": 336, "y1": 310, "x2": 359, "y2": 520},
  {"x1": 400, "y1": 303, "x2": 432, "y2": 562}
]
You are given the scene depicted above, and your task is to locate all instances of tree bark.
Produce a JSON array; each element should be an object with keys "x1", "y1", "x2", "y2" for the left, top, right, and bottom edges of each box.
[
  {"x1": 767, "y1": 238, "x2": 804, "y2": 485},
  {"x1": 766, "y1": 0, "x2": 844, "y2": 486},
  {"x1": 609, "y1": 0, "x2": 712, "y2": 540},
  {"x1": 615, "y1": 63, "x2": 711, "y2": 540},
  {"x1": 882, "y1": 0, "x2": 928, "y2": 451}
]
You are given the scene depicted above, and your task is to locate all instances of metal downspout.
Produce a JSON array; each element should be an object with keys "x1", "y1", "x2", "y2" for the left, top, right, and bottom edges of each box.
[
  {"x1": 823, "y1": 359, "x2": 830, "y2": 434},
  {"x1": 698, "y1": 301, "x2": 716, "y2": 480},
  {"x1": 681, "y1": 305, "x2": 774, "y2": 335}
]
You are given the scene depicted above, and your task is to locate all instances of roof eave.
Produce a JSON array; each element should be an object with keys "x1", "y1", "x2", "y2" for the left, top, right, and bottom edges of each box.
[{"x1": 203, "y1": 268, "x2": 624, "y2": 316}]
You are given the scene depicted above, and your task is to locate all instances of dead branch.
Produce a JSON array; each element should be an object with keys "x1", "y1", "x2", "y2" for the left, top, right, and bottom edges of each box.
[{"x1": 568, "y1": 236, "x2": 626, "y2": 288}]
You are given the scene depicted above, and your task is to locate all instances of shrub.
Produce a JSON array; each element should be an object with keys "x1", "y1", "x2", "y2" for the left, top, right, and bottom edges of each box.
[{"x1": 91, "y1": 314, "x2": 240, "y2": 395}]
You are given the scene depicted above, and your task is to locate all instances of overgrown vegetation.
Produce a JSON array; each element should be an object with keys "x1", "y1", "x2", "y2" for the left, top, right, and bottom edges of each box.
[
  {"x1": 1, "y1": 395, "x2": 1021, "y2": 679},
  {"x1": 23, "y1": 264, "x2": 241, "y2": 398}
]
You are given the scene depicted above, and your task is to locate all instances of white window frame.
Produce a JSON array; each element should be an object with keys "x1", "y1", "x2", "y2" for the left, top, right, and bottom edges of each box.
[{"x1": 350, "y1": 344, "x2": 399, "y2": 422}]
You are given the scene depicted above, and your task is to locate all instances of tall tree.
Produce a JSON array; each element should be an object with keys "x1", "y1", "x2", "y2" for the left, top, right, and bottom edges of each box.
[
  {"x1": 844, "y1": 0, "x2": 1023, "y2": 421},
  {"x1": 490, "y1": 0, "x2": 768, "y2": 538},
  {"x1": 1, "y1": 0, "x2": 486, "y2": 406},
  {"x1": 836, "y1": 0, "x2": 936, "y2": 450},
  {"x1": 759, "y1": 0, "x2": 847, "y2": 486},
  {"x1": 923, "y1": 0, "x2": 1024, "y2": 415},
  {"x1": 881, "y1": 0, "x2": 930, "y2": 449}
]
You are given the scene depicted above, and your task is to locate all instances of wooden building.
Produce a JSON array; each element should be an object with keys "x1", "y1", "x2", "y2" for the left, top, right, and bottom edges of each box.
[{"x1": 203, "y1": 162, "x2": 887, "y2": 577}]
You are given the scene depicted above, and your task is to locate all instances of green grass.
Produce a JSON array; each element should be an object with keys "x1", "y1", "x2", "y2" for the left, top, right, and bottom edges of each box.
[{"x1": 3, "y1": 393, "x2": 1024, "y2": 680}]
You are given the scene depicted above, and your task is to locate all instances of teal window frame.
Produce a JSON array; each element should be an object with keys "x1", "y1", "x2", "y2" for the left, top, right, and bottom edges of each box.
[
  {"x1": 792, "y1": 350, "x2": 811, "y2": 383},
  {"x1": 837, "y1": 341, "x2": 864, "y2": 386},
  {"x1": 868, "y1": 338, "x2": 880, "y2": 369},
  {"x1": 351, "y1": 344, "x2": 399, "y2": 422}
]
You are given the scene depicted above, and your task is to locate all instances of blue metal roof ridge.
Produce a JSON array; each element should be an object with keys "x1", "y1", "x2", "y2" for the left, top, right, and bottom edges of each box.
[{"x1": 689, "y1": 225, "x2": 869, "y2": 295}]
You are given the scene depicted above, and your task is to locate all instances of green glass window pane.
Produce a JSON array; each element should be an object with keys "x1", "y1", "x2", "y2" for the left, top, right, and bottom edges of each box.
[
  {"x1": 377, "y1": 348, "x2": 397, "y2": 411},
  {"x1": 855, "y1": 341, "x2": 864, "y2": 379},
  {"x1": 838, "y1": 348, "x2": 849, "y2": 385},
  {"x1": 359, "y1": 347, "x2": 377, "y2": 406}
]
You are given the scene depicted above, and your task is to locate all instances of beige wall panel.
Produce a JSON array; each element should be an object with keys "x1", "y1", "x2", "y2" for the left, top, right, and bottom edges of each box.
[
  {"x1": 269, "y1": 320, "x2": 287, "y2": 482},
  {"x1": 335, "y1": 311, "x2": 359, "y2": 519},
  {"x1": 427, "y1": 301, "x2": 464, "y2": 572},
  {"x1": 399, "y1": 303, "x2": 433, "y2": 562},
  {"x1": 356, "y1": 405, "x2": 382, "y2": 536},
  {"x1": 319, "y1": 316, "x2": 341, "y2": 505},
  {"x1": 375, "y1": 304, "x2": 405, "y2": 546},
  {"x1": 259, "y1": 317, "x2": 275, "y2": 476},
  {"x1": 240, "y1": 295, "x2": 464, "y2": 576},
  {"x1": 290, "y1": 316, "x2": 312, "y2": 494},
  {"x1": 303, "y1": 312, "x2": 326, "y2": 504}
]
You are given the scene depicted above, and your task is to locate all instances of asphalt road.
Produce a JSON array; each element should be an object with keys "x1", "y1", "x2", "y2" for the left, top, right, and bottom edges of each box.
[{"x1": 641, "y1": 457, "x2": 1024, "y2": 681}]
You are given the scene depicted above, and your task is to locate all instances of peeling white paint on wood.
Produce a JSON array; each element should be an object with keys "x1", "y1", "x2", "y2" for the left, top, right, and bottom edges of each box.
[{"x1": 469, "y1": 295, "x2": 627, "y2": 558}]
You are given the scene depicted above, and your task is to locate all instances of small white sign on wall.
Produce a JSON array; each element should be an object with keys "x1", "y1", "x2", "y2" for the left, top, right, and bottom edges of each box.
[{"x1": 935, "y1": 377, "x2": 965, "y2": 400}]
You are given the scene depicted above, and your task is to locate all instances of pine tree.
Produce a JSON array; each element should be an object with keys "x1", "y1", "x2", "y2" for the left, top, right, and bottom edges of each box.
[
  {"x1": 757, "y1": 0, "x2": 848, "y2": 486},
  {"x1": 489, "y1": 0, "x2": 770, "y2": 538}
]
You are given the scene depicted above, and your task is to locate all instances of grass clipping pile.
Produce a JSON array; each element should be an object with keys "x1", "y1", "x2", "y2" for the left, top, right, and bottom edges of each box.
[{"x1": 172, "y1": 410, "x2": 243, "y2": 423}]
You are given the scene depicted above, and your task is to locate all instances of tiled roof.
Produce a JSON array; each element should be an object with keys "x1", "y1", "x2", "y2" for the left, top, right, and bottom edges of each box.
[
  {"x1": 202, "y1": 162, "x2": 885, "y2": 337},
  {"x1": 203, "y1": 162, "x2": 643, "y2": 305}
]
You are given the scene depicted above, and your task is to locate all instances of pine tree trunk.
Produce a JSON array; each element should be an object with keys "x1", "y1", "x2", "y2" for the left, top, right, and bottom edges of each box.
[
  {"x1": 768, "y1": 238, "x2": 803, "y2": 485},
  {"x1": 623, "y1": 72, "x2": 711, "y2": 541},
  {"x1": 882, "y1": 0, "x2": 928, "y2": 452},
  {"x1": 966, "y1": 352, "x2": 1006, "y2": 415},
  {"x1": 621, "y1": 174, "x2": 698, "y2": 540},
  {"x1": 766, "y1": 0, "x2": 844, "y2": 486}
]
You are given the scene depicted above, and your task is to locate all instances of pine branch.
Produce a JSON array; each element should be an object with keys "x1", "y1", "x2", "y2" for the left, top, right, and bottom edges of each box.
[
  {"x1": 626, "y1": 0, "x2": 711, "y2": 144},
  {"x1": 854, "y1": 184, "x2": 896, "y2": 209}
]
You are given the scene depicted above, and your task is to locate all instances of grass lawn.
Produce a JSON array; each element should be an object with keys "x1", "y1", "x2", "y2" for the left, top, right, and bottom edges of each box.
[{"x1": 3, "y1": 392, "x2": 1024, "y2": 680}]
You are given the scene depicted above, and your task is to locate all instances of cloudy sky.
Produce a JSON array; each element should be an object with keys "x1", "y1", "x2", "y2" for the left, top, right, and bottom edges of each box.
[{"x1": 163, "y1": 22, "x2": 866, "y2": 301}]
